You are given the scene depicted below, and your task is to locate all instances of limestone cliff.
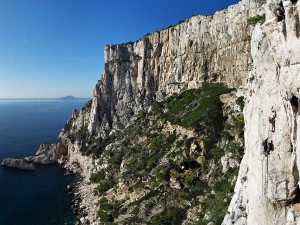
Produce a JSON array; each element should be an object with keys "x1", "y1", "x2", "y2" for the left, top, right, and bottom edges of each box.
[
  {"x1": 56, "y1": 0, "x2": 300, "y2": 224},
  {"x1": 224, "y1": 0, "x2": 300, "y2": 224},
  {"x1": 69, "y1": 0, "x2": 261, "y2": 137},
  {"x1": 59, "y1": 0, "x2": 261, "y2": 224}
]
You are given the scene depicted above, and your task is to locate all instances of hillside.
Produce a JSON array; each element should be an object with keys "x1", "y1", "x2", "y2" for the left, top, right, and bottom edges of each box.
[{"x1": 64, "y1": 84, "x2": 244, "y2": 224}]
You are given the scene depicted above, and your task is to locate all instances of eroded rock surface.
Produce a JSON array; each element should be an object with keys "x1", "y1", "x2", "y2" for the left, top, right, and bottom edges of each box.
[
  {"x1": 224, "y1": 0, "x2": 300, "y2": 225},
  {"x1": 25, "y1": 142, "x2": 67, "y2": 164},
  {"x1": 2, "y1": 158, "x2": 35, "y2": 171}
]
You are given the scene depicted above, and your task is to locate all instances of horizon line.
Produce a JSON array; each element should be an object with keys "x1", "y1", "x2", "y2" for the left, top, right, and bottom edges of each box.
[{"x1": 0, "y1": 97, "x2": 92, "y2": 100}]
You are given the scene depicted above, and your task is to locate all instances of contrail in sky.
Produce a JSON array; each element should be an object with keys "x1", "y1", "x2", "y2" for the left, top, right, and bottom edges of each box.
[{"x1": 21, "y1": 24, "x2": 27, "y2": 45}]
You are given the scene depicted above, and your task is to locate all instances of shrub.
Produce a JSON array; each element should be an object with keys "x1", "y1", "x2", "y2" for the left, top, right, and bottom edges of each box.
[
  {"x1": 148, "y1": 206, "x2": 186, "y2": 225},
  {"x1": 207, "y1": 147, "x2": 224, "y2": 161},
  {"x1": 180, "y1": 158, "x2": 200, "y2": 170},
  {"x1": 183, "y1": 174, "x2": 195, "y2": 186},
  {"x1": 232, "y1": 114, "x2": 245, "y2": 138},
  {"x1": 94, "y1": 176, "x2": 115, "y2": 195},
  {"x1": 129, "y1": 190, "x2": 160, "y2": 207},
  {"x1": 214, "y1": 180, "x2": 234, "y2": 193},
  {"x1": 90, "y1": 170, "x2": 105, "y2": 183},
  {"x1": 82, "y1": 137, "x2": 107, "y2": 157},
  {"x1": 75, "y1": 126, "x2": 88, "y2": 141},
  {"x1": 156, "y1": 165, "x2": 169, "y2": 181},
  {"x1": 254, "y1": 0, "x2": 267, "y2": 3},
  {"x1": 97, "y1": 210, "x2": 113, "y2": 222},
  {"x1": 247, "y1": 14, "x2": 266, "y2": 26},
  {"x1": 63, "y1": 120, "x2": 73, "y2": 132},
  {"x1": 236, "y1": 96, "x2": 245, "y2": 111},
  {"x1": 98, "y1": 197, "x2": 114, "y2": 211}
]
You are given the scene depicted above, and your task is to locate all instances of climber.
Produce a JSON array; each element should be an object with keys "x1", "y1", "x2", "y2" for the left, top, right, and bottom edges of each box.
[
  {"x1": 268, "y1": 107, "x2": 276, "y2": 132},
  {"x1": 267, "y1": 140, "x2": 274, "y2": 155},
  {"x1": 262, "y1": 138, "x2": 268, "y2": 156}
]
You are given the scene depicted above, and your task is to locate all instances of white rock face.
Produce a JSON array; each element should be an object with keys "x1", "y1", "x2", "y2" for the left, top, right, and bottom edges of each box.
[
  {"x1": 77, "y1": 0, "x2": 262, "y2": 136},
  {"x1": 60, "y1": 0, "x2": 300, "y2": 224},
  {"x1": 223, "y1": 0, "x2": 300, "y2": 224}
]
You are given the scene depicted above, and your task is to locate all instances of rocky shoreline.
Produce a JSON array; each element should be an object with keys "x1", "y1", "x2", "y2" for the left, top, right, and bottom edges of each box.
[
  {"x1": 1, "y1": 142, "x2": 91, "y2": 224},
  {"x1": 64, "y1": 174, "x2": 99, "y2": 225},
  {"x1": 62, "y1": 157, "x2": 100, "y2": 225},
  {"x1": 65, "y1": 176, "x2": 84, "y2": 225},
  {"x1": 68, "y1": 179, "x2": 90, "y2": 225}
]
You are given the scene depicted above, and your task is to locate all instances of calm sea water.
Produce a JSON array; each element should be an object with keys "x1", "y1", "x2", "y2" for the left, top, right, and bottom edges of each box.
[{"x1": 0, "y1": 99, "x2": 89, "y2": 225}]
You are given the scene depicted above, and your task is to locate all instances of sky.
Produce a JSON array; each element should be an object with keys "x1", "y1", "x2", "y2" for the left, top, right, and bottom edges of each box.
[{"x1": 0, "y1": 0, "x2": 240, "y2": 98}]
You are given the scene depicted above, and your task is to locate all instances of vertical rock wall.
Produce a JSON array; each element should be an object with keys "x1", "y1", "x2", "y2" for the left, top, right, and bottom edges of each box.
[
  {"x1": 81, "y1": 0, "x2": 261, "y2": 136},
  {"x1": 224, "y1": 0, "x2": 300, "y2": 224}
]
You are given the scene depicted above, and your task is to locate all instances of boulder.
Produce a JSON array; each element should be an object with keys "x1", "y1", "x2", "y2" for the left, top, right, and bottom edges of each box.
[
  {"x1": 169, "y1": 177, "x2": 182, "y2": 189},
  {"x1": 2, "y1": 158, "x2": 35, "y2": 171}
]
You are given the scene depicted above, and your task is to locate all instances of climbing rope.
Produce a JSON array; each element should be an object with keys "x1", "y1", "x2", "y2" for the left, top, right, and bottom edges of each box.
[
  {"x1": 261, "y1": 154, "x2": 269, "y2": 197},
  {"x1": 265, "y1": 154, "x2": 269, "y2": 195},
  {"x1": 262, "y1": 154, "x2": 264, "y2": 195}
]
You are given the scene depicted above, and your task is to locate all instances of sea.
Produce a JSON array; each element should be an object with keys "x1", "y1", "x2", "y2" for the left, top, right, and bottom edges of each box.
[{"x1": 0, "y1": 99, "x2": 89, "y2": 225}]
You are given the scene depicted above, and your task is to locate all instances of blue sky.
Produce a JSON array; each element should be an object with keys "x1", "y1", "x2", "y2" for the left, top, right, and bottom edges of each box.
[{"x1": 0, "y1": 0, "x2": 239, "y2": 98}]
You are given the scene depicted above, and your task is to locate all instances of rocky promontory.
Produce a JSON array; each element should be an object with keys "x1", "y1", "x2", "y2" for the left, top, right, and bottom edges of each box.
[
  {"x1": 24, "y1": 142, "x2": 67, "y2": 164},
  {"x1": 2, "y1": 142, "x2": 68, "y2": 171},
  {"x1": 2, "y1": 158, "x2": 35, "y2": 171}
]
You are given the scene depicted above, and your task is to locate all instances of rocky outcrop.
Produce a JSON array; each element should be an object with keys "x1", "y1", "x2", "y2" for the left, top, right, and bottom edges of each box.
[
  {"x1": 25, "y1": 142, "x2": 67, "y2": 164},
  {"x1": 223, "y1": 0, "x2": 300, "y2": 225},
  {"x1": 2, "y1": 158, "x2": 35, "y2": 171}
]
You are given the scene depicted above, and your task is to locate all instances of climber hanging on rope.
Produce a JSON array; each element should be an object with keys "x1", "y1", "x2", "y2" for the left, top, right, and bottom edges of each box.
[
  {"x1": 267, "y1": 140, "x2": 274, "y2": 154},
  {"x1": 268, "y1": 107, "x2": 276, "y2": 132},
  {"x1": 262, "y1": 138, "x2": 268, "y2": 156},
  {"x1": 262, "y1": 138, "x2": 274, "y2": 156}
]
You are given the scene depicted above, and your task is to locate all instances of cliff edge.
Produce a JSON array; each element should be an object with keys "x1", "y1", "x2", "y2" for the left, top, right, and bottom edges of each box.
[{"x1": 46, "y1": 0, "x2": 300, "y2": 224}]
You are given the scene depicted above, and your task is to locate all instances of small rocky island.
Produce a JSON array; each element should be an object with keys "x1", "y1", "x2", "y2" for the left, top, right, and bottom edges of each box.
[
  {"x1": 57, "y1": 95, "x2": 78, "y2": 100},
  {"x1": 1, "y1": 142, "x2": 67, "y2": 171},
  {"x1": 2, "y1": 158, "x2": 35, "y2": 171}
]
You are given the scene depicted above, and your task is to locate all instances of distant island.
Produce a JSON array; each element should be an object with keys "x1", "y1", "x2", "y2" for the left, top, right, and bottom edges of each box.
[{"x1": 57, "y1": 95, "x2": 78, "y2": 100}]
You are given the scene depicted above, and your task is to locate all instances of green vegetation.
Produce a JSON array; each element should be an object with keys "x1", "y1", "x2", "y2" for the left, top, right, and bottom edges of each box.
[
  {"x1": 81, "y1": 137, "x2": 108, "y2": 157},
  {"x1": 82, "y1": 99, "x2": 92, "y2": 111},
  {"x1": 94, "y1": 175, "x2": 115, "y2": 196},
  {"x1": 153, "y1": 83, "x2": 233, "y2": 130},
  {"x1": 90, "y1": 170, "x2": 105, "y2": 183},
  {"x1": 148, "y1": 207, "x2": 186, "y2": 225},
  {"x1": 68, "y1": 126, "x2": 88, "y2": 143},
  {"x1": 236, "y1": 96, "x2": 245, "y2": 111},
  {"x1": 253, "y1": 0, "x2": 267, "y2": 4},
  {"x1": 129, "y1": 190, "x2": 160, "y2": 207},
  {"x1": 86, "y1": 83, "x2": 244, "y2": 224},
  {"x1": 247, "y1": 14, "x2": 266, "y2": 26},
  {"x1": 206, "y1": 147, "x2": 224, "y2": 160},
  {"x1": 63, "y1": 120, "x2": 73, "y2": 132}
]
